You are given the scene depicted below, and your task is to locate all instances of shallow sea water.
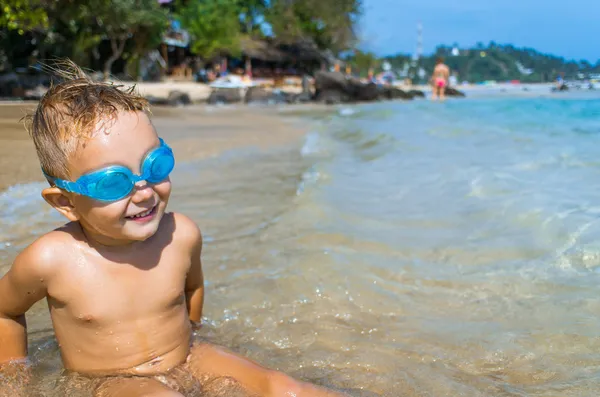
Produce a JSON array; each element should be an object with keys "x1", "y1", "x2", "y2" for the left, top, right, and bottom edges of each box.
[{"x1": 2, "y1": 93, "x2": 600, "y2": 396}]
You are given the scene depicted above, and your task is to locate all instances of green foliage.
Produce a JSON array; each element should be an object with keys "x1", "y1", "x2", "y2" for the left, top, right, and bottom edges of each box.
[
  {"x1": 85, "y1": 0, "x2": 168, "y2": 78},
  {"x1": 1, "y1": 0, "x2": 363, "y2": 75},
  {"x1": 238, "y1": 0, "x2": 267, "y2": 35},
  {"x1": 177, "y1": 0, "x2": 242, "y2": 60},
  {"x1": 0, "y1": 0, "x2": 47, "y2": 33},
  {"x1": 344, "y1": 50, "x2": 379, "y2": 76},
  {"x1": 267, "y1": 0, "x2": 362, "y2": 54},
  {"x1": 385, "y1": 43, "x2": 600, "y2": 83}
]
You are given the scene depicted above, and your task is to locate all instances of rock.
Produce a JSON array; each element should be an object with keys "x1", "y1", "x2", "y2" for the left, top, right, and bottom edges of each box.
[
  {"x1": 445, "y1": 87, "x2": 466, "y2": 97},
  {"x1": 207, "y1": 88, "x2": 244, "y2": 105},
  {"x1": 146, "y1": 96, "x2": 170, "y2": 106},
  {"x1": 354, "y1": 82, "x2": 380, "y2": 101},
  {"x1": 316, "y1": 88, "x2": 349, "y2": 105},
  {"x1": 167, "y1": 90, "x2": 192, "y2": 106},
  {"x1": 289, "y1": 91, "x2": 313, "y2": 104},
  {"x1": 145, "y1": 91, "x2": 192, "y2": 107},
  {"x1": 314, "y1": 71, "x2": 361, "y2": 103},
  {"x1": 407, "y1": 89, "x2": 426, "y2": 98},
  {"x1": 314, "y1": 71, "x2": 418, "y2": 104},
  {"x1": 380, "y1": 86, "x2": 413, "y2": 100},
  {"x1": 245, "y1": 86, "x2": 272, "y2": 103}
]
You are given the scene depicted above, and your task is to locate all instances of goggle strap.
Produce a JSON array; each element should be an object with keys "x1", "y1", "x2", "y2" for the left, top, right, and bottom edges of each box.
[{"x1": 55, "y1": 178, "x2": 82, "y2": 195}]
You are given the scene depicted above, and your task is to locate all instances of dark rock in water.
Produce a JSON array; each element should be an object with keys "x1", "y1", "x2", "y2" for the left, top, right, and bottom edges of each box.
[
  {"x1": 407, "y1": 89, "x2": 426, "y2": 98},
  {"x1": 146, "y1": 96, "x2": 170, "y2": 106},
  {"x1": 167, "y1": 90, "x2": 192, "y2": 106},
  {"x1": 380, "y1": 86, "x2": 413, "y2": 100},
  {"x1": 288, "y1": 91, "x2": 313, "y2": 104},
  {"x1": 245, "y1": 86, "x2": 272, "y2": 103},
  {"x1": 314, "y1": 72, "x2": 353, "y2": 104},
  {"x1": 355, "y1": 82, "x2": 381, "y2": 101},
  {"x1": 245, "y1": 86, "x2": 290, "y2": 104},
  {"x1": 314, "y1": 71, "x2": 349, "y2": 93},
  {"x1": 318, "y1": 88, "x2": 349, "y2": 105},
  {"x1": 445, "y1": 87, "x2": 466, "y2": 97},
  {"x1": 207, "y1": 88, "x2": 244, "y2": 105},
  {"x1": 146, "y1": 91, "x2": 192, "y2": 107},
  {"x1": 314, "y1": 71, "x2": 414, "y2": 104}
]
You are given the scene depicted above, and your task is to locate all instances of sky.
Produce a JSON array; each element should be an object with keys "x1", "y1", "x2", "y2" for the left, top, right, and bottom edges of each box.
[{"x1": 360, "y1": 0, "x2": 600, "y2": 62}]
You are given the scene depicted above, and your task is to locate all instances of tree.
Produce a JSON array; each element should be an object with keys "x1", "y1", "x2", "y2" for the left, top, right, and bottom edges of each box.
[
  {"x1": 267, "y1": 0, "x2": 362, "y2": 55},
  {"x1": 177, "y1": 0, "x2": 242, "y2": 61},
  {"x1": 0, "y1": 0, "x2": 48, "y2": 33},
  {"x1": 90, "y1": 0, "x2": 168, "y2": 79},
  {"x1": 238, "y1": 0, "x2": 267, "y2": 35},
  {"x1": 345, "y1": 49, "x2": 379, "y2": 76}
]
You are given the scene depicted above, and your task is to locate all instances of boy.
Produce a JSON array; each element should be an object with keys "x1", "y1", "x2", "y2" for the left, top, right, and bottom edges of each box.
[{"x1": 0, "y1": 64, "x2": 347, "y2": 397}]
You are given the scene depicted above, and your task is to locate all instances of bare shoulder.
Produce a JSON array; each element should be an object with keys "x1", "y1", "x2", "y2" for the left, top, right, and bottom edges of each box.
[
  {"x1": 9, "y1": 223, "x2": 81, "y2": 281},
  {"x1": 169, "y1": 212, "x2": 203, "y2": 252}
]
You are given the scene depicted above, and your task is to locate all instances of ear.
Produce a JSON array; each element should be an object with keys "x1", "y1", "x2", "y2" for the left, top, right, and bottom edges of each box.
[{"x1": 42, "y1": 187, "x2": 80, "y2": 222}]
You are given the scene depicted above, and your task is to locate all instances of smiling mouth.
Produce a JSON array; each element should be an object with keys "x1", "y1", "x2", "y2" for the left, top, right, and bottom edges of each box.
[{"x1": 126, "y1": 205, "x2": 157, "y2": 221}]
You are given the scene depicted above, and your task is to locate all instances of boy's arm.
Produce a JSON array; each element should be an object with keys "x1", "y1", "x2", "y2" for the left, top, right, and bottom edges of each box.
[
  {"x1": 184, "y1": 221, "x2": 204, "y2": 327},
  {"x1": 0, "y1": 244, "x2": 51, "y2": 363}
]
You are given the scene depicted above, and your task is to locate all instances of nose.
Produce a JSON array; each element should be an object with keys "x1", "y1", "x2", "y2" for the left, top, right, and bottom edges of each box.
[{"x1": 130, "y1": 181, "x2": 154, "y2": 204}]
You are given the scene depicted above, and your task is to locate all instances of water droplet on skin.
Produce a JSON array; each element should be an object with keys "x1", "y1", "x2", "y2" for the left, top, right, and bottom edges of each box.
[
  {"x1": 109, "y1": 330, "x2": 113, "y2": 335},
  {"x1": 95, "y1": 331, "x2": 99, "y2": 335},
  {"x1": 116, "y1": 347, "x2": 119, "y2": 352}
]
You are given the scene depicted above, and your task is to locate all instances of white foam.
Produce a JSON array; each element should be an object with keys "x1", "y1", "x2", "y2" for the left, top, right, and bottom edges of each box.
[
  {"x1": 0, "y1": 182, "x2": 60, "y2": 241},
  {"x1": 339, "y1": 107, "x2": 356, "y2": 116},
  {"x1": 300, "y1": 131, "x2": 321, "y2": 156},
  {"x1": 0, "y1": 182, "x2": 47, "y2": 217}
]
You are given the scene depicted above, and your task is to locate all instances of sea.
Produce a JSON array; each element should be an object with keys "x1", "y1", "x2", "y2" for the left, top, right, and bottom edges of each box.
[{"x1": 2, "y1": 90, "x2": 600, "y2": 396}]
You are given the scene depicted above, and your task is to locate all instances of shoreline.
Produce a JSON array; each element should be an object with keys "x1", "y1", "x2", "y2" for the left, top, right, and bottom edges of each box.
[{"x1": 0, "y1": 103, "x2": 310, "y2": 193}]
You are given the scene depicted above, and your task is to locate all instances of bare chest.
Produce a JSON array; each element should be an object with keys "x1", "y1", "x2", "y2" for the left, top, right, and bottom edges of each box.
[{"x1": 48, "y1": 252, "x2": 190, "y2": 325}]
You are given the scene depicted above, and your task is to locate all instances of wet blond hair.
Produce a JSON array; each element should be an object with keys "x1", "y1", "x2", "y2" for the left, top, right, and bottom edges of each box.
[{"x1": 24, "y1": 60, "x2": 150, "y2": 180}]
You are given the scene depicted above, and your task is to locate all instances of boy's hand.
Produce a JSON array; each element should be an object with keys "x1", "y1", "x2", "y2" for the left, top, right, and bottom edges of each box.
[{"x1": 190, "y1": 320, "x2": 202, "y2": 332}]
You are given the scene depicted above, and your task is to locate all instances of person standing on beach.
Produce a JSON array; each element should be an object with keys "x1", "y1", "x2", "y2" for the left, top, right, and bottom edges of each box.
[{"x1": 431, "y1": 57, "x2": 450, "y2": 101}]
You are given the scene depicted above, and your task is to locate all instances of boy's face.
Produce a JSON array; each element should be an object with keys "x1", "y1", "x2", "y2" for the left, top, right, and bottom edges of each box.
[{"x1": 47, "y1": 111, "x2": 172, "y2": 246}]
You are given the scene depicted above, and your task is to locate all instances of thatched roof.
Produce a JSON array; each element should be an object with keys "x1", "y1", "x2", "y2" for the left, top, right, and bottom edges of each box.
[
  {"x1": 240, "y1": 37, "x2": 287, "y2": 62},
  {"x1": 239, "y1": 37, "x2": 335, "y2": 65}
]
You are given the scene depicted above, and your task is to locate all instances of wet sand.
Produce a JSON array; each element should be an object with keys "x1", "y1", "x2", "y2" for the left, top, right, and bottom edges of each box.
[{"x1": 0, "y1": 102, "x2": 307, "y2": 193}]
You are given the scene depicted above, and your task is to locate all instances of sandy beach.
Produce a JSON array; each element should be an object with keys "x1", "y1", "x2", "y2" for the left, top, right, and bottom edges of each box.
[{"x1": 0, "y1": 102, "x2": 307, "y2": 193}]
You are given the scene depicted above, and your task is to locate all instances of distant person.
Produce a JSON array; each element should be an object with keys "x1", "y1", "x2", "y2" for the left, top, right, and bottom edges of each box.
[
  {"x1": 0, "y1": 62, "x2": 349, "y2": 397},
  {"x1": 431, "y1": 57, "x2": 450, "y2": 101}
]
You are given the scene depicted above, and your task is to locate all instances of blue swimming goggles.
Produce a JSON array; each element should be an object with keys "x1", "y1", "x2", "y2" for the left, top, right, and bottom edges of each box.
[{"x1": 44, "y1": 138, "x2": 175, "y2": 202}]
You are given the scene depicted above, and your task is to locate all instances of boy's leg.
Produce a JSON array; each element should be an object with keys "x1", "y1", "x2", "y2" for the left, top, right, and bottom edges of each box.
[
  {"x1": 185, "y1": 342, "x2": 347, "y2": 397},
  {"x1": 94, "y1": 377, "x2": 183, "y2": 397}
]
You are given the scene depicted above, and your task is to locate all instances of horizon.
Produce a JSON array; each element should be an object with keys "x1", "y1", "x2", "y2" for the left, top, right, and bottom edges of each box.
[{"x1": 361, "y1": 0, "x2": 600, "y2": 62}]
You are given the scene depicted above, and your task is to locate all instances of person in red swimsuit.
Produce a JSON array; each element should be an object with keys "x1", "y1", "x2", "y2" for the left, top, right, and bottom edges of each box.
[{"x1": 431, "y1": 57, "x2": 450, "y2": 101}]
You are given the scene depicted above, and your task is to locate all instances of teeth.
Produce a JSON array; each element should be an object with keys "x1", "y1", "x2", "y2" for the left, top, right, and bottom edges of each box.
[{"x1": 131, "y1": 208, "x2": 153, "y2": 218}]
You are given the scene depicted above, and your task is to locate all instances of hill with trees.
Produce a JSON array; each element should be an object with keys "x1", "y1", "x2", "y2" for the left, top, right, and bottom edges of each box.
[{"x1": 382, "y1": 43, "x2": 600, "y2": 84}]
